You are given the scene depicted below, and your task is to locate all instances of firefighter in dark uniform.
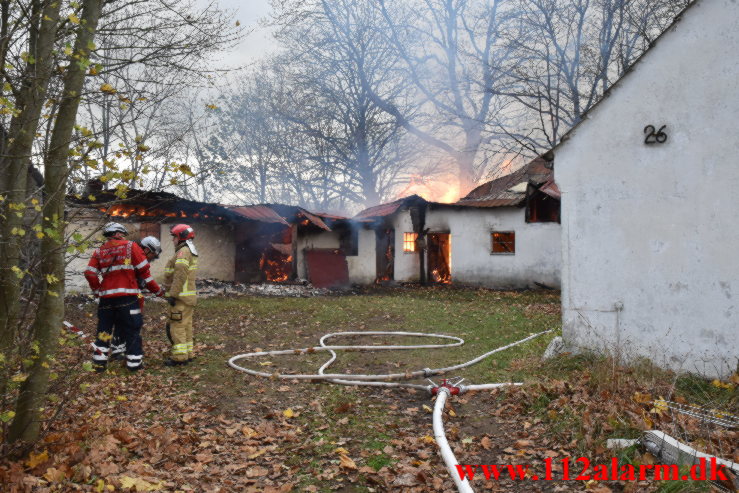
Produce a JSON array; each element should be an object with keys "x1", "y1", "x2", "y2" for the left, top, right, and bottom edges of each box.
[
  {"x1": 85, "y1": 223, "x2": 164, "y2": 372},
  {"x1": 109, "y1": 236, "x2": 163, "y2": 360}
]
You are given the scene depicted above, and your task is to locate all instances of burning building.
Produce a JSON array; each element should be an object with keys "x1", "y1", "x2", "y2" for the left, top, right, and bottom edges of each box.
[
  {"x1": 64, "y1": 189, "x2": 340, "y2": 292},
  {"x1": 297, "y1": 156, "x2": 562, "y2": 289}
]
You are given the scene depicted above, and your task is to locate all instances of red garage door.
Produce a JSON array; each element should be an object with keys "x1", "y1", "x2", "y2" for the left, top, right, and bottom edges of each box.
[{"x1": 305, "y1": 249, "x2": 349, "y2": 288}]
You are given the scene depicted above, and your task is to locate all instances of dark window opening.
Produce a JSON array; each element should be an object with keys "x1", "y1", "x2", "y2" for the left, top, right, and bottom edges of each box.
[
  {"x1": 527, "y1": 191, "x2": 560, "y2": 223},
  {"x1": 376, "y1": 229, "x2": 394, "y2": 282},
  {"x1": 340, "y1": 228, "x2": 359, "y2": 256},
  {"x1": 491, "y1": 231, "x2": 515, "y2": 254}
]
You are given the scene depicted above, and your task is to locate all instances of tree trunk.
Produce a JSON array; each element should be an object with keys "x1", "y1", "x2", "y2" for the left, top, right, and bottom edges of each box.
[
  {"x1": 0, "y1": 0, "x2": 61, "y2": 388},
  {"x1": 8, "y1": 0, "x2": 103, "y2": 444}
]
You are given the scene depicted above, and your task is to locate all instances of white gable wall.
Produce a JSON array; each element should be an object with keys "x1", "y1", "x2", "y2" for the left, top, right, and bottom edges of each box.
[{"x1": 555, "y1": 0, "x2": 739, "y2": 378}]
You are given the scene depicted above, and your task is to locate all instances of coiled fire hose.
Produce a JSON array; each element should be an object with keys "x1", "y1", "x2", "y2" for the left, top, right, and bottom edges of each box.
[{"x1": 229, "y1": 329, "x2": 552, "y2": 492}]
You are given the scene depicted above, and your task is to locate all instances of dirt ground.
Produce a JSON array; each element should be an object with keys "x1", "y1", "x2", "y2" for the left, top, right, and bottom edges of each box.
[{"x1": 1, "y1": 286, "x2": 735, "y2": 492}]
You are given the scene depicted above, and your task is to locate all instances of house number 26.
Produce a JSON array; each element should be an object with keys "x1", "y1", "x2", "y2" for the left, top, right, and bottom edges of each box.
[{"x1": 643, "y1": 125, "x2": 667, "y2": 144}]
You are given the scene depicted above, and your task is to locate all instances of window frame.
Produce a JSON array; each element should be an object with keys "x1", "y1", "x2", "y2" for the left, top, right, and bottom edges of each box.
[
  {"x1": 490, "y1": 231, "x2": 515, "y2": 255},
  {"x1": 403, "y1": 232, "x2": 418, "y2": 253},
  {"x1": 339, "y1": 228, "x2": 359, "y2": 256}
]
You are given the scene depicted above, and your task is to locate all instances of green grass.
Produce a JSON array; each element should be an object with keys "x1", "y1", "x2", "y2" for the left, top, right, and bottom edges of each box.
[
  {"x1": 125, "y1": 287, "x2": 735, "y2": 492},
  {"x1": 194, "y1": 286, "x2": 561, "y2": 385}
]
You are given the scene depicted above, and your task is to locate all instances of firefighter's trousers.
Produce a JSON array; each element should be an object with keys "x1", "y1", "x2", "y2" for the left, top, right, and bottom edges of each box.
[
  {"x1": 92, "y1": 296, "x2": 144, "y2": 370},
  {"x1": 111, "y1": 295, "x2": 145, "y2": 358},
  {"x1": 167, "y1": 299, "x2": 194, "y2": 362}
]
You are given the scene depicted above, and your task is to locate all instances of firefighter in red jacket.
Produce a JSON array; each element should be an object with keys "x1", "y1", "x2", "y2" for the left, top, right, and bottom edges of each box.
[
  {"x1": 109, "y1": 236, "x2": 163, "y2": 360},
  {"x1": 85, "y1": 222, "x2": 164, "y2": 372}
]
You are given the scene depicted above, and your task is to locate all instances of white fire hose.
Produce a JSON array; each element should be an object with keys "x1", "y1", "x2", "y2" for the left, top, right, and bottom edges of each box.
[{"x1": 228, "y1": 329, "x2": 552, "y2": 492}]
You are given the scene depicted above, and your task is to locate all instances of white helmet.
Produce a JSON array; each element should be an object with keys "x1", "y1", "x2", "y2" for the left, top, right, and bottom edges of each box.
[
  {"x1": 102, "y1": 222, "x2": 128, "y2": 237},
  {"x1": 140, "y1": 236, "x2": 162, "y2": 258}
]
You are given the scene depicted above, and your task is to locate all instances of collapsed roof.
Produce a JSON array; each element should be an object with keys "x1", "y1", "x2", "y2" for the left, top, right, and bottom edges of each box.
[{"x1": 456, "y1": 156, "x2": 557, "y2": 208}]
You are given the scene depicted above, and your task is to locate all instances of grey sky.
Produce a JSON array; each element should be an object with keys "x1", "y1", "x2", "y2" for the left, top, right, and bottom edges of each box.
[{"x1": 215, "y1": 0, "x2": 277, "y2": 66}]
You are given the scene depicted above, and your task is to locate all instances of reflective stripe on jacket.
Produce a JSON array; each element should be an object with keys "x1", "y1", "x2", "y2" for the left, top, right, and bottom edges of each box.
[
  {"x1": 85, "y1": 239, "x2": 161, "y2": 298},
  {"x1": 163, "y1": 242, "x2": 198, "y2": 306}
]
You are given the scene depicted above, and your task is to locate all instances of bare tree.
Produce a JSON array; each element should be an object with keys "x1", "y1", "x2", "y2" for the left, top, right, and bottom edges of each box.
[
  {"x1": 360, "y1": 0, "x2": 521, "y2": 194},
  {"x1": 502, "y1": 0, "x2": 690, "y2": 153}
]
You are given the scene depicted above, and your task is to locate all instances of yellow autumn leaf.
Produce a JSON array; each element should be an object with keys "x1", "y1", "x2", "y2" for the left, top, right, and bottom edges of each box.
[
  {"x1": 448, "y1": 409, "x2": 457, "y2": 417},
  {"x1": 338, "y1": 453, "x2": 357, "y2": 470},
  {"x1": 26, "y1": 449, "x2": 49, "y2": 468},
  {"x1": 282, "y1": 408, "x2": 294, "y2": 419},
  {"x1": 63, "y1": 45, "x2": 73, "y2": 56},
  {"x1": 333, "y1": 447, "x2": 349, "y2": 455},
  {"x1": 68, "y1": 13, "x2": 80, "y2": 24},
  {"x1": 422, "y1": 404, "x2": 433, "y2": 413},
  {"x1": 632, "y1": 392, "x2": 652, "y2": 404},
  {"x1": 95, "y1": 479, "x2": 105, "y2": 493},
  {"x1": 247, "y1": 448, "x2": 267, "y2": 459},
  {"x1": 12, "y1": 373, "x2": 28, "y2": 382},
  {"x1": 650, "y1": 397, "x2": 668, "y2": 416},
  {"x1": 421, "y1": 435, "x2": 435, "y2": 444},
  {"x1": 642, "y1": 410, "x2": 654, "y2": 428},
  {"x1": 241, "y1": 425, "x2": 257, "y2": 438},
  {"x1": 119, "y1": 476, "x2": 163, "y2": 491},
  {"x1": 711, "y1": 379, "x2": 733, "y2": 389},
  {"x1": 99, "y1": 83, "x2": 116, "y2": 94},
  {"x1": 43, "y1": 467, "x2": 65, "y2": 483}
]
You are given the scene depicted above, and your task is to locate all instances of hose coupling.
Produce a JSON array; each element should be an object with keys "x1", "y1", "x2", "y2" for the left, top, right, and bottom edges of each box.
[{"x1": 431, "y1": 378, "x2": 461, "y2": 396}]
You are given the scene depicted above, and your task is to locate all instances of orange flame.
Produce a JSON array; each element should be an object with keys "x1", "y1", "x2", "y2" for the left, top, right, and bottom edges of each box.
[
  {"x1": 430, "y1": 268, "x2": 451, "y2": 284},
  {"x1": 102, "y1": 205, "x2": 184, "y2": 218},
  {"x1": 397, "y1": 174, "x2": 461, "y2": 203},
  {"x1": 259, "y1": 252, "x2": 292, "y2": 282}
]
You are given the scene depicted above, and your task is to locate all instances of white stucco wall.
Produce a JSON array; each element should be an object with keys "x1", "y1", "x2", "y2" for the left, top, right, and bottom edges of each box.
[
  {"x1": 393, "y1": 211, "x2": 420, "y2": 281},
  {"x1": 346, "y1": 228, "x2": 377, "y2": 284},
  {"x1": 65, "y1": 213, "x2": 106, "y2": 293},
  {"x1": 555, "y1": 0, "x2": 739, "y2": 378},
  {"x1": 425, "y1": 207, "x2": 561, "y2": 288},
  {"x1": 156, "y1": 223, "x2": 235, "y2": 283}
]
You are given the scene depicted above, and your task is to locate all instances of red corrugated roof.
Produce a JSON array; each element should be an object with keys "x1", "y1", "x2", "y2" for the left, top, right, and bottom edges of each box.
[
  {"x1": 453, "y1": 198, "x2": 525, "y2": 208},
  {"x1": 455, "y1": 156, "x2": 555, "y2": 208},
  {"x1": 354, "y1": 199, "x2": 405, "y2": 219},
  {"x1": 539, "y1": 179, "x2": 561, "y2": 200},
  {"x1": 354, "y1": 195, "x2": 427, "y2": 219},
  {"x1": 312, "y1": 212, "x2": 349, "y2": 220},
  {"x1": 229, "y1": 205, "x2": 289, "y2": 225},
  {"x1": 299, "y1": 209, "x2": 331, "y2": 231}
]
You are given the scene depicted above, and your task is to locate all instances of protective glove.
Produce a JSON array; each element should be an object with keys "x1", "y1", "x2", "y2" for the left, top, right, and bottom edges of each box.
[{"x1": 166, "y1": 296, "x2": 177, "y2": 306}]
